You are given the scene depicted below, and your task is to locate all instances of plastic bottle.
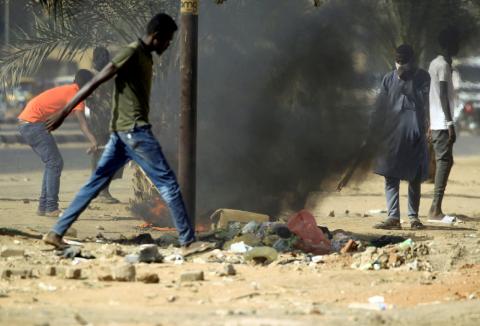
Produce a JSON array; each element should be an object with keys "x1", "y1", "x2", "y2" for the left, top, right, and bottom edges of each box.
[
  {"x1": 397, "y1": 238, "x2": 414, "y2": 251},
  {"x1": 287, "y1": 210, "x2": 331, "y2": 254}
]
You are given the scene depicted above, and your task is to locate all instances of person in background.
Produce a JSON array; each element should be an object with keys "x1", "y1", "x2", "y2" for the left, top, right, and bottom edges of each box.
[
  {"x1": 86, "y1": 46, "x2": 122, "y2": 204},
  {"x1": 370, "y1": 44, "x2": 430, "y2": 230},
  {"x1": 427, "y1": 27, "x2": 460, "y2": 223},
  {"x1": 17, "y1": 70, "x2": 97, "y2": 217}
]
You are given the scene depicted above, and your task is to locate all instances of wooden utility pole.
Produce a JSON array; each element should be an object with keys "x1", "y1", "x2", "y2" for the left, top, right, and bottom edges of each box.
[{"x1": 179, "y1": 0, "x2": 198, "y2": 227}]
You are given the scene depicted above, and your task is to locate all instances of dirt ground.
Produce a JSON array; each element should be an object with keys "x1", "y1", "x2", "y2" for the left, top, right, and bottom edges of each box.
[{"x1": 0, "y1": 144, "x2": 480, "y2": 326}]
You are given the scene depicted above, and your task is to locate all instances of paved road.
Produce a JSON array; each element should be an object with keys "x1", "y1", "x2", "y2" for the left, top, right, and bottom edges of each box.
[
  {"x1": 0, "y1": 144, "x2": 91, "y2": 174},
  {"x1": 0, "y1": 132, "x2": 478, "y2": 174}
]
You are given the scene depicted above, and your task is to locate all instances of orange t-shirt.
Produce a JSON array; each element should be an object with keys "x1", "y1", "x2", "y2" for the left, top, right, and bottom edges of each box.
[{"x1": 18, "y1": 84, "x2": 85, "y2": 123}]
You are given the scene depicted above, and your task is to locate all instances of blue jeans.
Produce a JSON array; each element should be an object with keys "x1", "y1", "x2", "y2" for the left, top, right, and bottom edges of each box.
[
  {"x1": 52, "y1": 126, "x2": 195, "y2": 245},
  {"x1": 385, "y1": 174, "x2": 421, "y2": 220},
  {"x1": 18, "y1": 122, "x2": 63, "y2": 212}
]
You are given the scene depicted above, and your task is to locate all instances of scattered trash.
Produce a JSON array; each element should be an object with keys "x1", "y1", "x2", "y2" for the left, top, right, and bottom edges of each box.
[
  {"x1": 287, "y1": 210, "x2": 331, "y2": 254},
  {"x1": 351, "y1": 241, "x2": 431, "y2": 271},
  {"x1": 271, "y1": 224, "x2": 292, "y2": 239},
  {"x1": 124, "y1": 254, "x2": 140, "y2": 264},
  {"x1": 229, "y1": 241, "x2": 253, "y2": 253},
  {"x1": 241, "y1": 221, "x2": 260, "y2": 235},
  {"x1": 210, "y1": 209, "x2": 269, "y2": 230},
  {"x1": 370, "y1": 235, "x2": 407, "y2": 247},
  {"x1": 118, "y1": 233, "x2": 155, "y2": 245},
  {"x1": 331, "y1": 232, "x2": 351, "y2": 252},
  {"x1": 182, "y1": 241, "x2": 216, "y2": 257},
  {"x1": 38, "y1": 282, "x2": 57, "y2": 292},
  {"x1": 311, "y1": 255, "x2": 324, "y2": 263},
  {"x1": 340, "y1": 239, "x2": 358, "y2": 254},
  {"x1": 348, "y1": 295, "x2": 394, "y2": 311},
  {"x1": 272, "y1": 239, "x2": 293, "y2": 252},
  {"x1": 244, "y1": 246, "x2": 278, "y2": 264},
  {"x1": 224, "y1": 233, "x2": 262, "y2": 249},
  {"x1": 63, "y1": 239, "x2": 83, "y2": 246},
  {"x1": 72, "y1": 258, "x2": 89, "y2": 265},
  {"x1": 55, "y1": 246, "x2": 95, "y2": 260},
  {"x1": 367, "y1": 209, "x2": 387, "y2": 215},
  {"x1": 164, "y1": 254, "x2": 185, "y2": 264},
  {"x1": 397, "y1": 239, "x2": 414, "y2": 251}
]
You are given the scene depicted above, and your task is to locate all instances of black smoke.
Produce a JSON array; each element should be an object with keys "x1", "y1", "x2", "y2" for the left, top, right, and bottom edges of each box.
[{"x1": 151, "y1": 0, "x2": 378, "y2": 220}]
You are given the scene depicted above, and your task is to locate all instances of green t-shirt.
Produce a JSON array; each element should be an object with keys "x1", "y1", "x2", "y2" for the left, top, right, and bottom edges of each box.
[{"x1": 110, "y1": 40, "x2": 153, "y2": 131}]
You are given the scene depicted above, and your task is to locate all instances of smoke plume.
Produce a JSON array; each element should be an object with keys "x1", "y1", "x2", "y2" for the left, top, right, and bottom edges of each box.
[{"x1": 151, "y1": 0, "x2": 378, "y2": 221}]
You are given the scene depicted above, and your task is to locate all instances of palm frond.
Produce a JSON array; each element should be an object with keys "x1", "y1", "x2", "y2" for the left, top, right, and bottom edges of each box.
[
  {"x1": 0, "y1": 0, "x2": 181, "y2": 88},
  {"x1": 0, "y1": 16, "x2": 93, "y2": 87}
]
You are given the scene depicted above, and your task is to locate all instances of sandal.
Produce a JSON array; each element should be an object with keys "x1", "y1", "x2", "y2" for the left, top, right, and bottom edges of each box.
[
  {"x1": 373, "y1": 218, "x2": 402, "y2": 230},
  {"x1": 427, "y1": 215, "x2": 456, "y2": 224}
]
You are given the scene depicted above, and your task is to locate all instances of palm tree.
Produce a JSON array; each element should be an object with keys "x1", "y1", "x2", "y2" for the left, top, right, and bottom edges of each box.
[{"x1": 0, "y1": 0, "x2": 178, "y2": 87}]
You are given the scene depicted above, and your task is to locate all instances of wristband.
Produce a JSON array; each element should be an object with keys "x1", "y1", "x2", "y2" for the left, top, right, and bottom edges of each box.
[{"x1": 446, "y1": 121, "x2": 454, "y2": 127}]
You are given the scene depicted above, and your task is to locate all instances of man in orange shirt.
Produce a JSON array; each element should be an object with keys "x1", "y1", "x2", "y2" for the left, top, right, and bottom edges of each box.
[{"x1": 17, "y1": 70, "x2": 97, "y2": 217}]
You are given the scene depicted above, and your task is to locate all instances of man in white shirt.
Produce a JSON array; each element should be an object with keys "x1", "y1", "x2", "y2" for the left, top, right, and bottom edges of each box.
[{"x1": 428, "y1": 27, "x2": 460, "y2": 222}]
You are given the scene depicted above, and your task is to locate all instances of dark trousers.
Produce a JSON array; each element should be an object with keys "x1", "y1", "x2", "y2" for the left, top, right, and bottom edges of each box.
[
  {"x1": 52, "y1": 126, "x2": 195, "y2": 245},
  {"x1": 431, "y1": 130, "x2": 454, "y2": 209}
]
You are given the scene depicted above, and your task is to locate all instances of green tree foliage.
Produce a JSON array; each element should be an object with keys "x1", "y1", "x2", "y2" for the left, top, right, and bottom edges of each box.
[
  {"x1": 366, "y1": 0, "x2": 479, "y2": 67},
  {"x1": 0, "y1": 0, "x2": 178, "y2": 87}
]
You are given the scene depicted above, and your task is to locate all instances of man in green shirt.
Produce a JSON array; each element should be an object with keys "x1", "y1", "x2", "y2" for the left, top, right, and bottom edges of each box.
[{"x1": 43, "y1": 13, "x2": 198, "y2": 249}]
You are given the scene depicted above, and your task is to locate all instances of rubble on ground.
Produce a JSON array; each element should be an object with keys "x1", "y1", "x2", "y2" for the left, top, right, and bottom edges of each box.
[
  {"x1": 0, "y1": 209, "x2": 437, "y2": 286},
  {"x1": 351, "y1": 240, "x2": 432, "y2": 271}
]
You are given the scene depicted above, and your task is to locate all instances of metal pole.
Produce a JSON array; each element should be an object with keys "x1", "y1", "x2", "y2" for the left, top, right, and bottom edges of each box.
[
  {"x1": 4, "y1": 0, "x2": 10, "y2": 45},
  {"x1": 179, "y1": 0, "x2": 198, "y2": 227}
]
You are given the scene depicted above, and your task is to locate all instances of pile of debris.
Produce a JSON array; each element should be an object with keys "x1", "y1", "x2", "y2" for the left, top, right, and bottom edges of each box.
[
  {"x1": 351, "y1": 239, "x2": 432, "y2": 271},
  {"x1": 0, "y1": 209, "x2": 434, "y2": 287}
]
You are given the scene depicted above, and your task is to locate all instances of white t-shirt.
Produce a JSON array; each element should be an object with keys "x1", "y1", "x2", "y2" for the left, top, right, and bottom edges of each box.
[{"x1": 428, "y1": 55, "x2": 455, "y2": 130}]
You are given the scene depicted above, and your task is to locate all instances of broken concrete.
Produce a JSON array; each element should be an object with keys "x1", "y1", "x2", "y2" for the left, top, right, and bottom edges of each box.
[
  {"x1": 138, "y1": 244, "x2": 163, "y2": 263},
  {"x1": 64, "y1": 268, "x2": 82, "y2": 280},
  {"x1": 0, "y1": 246, "x2": 25, "y2": 257},
  {"x1": 180, "y1": 271, "x2": 204, "y2": 282},
  {"x1": 112, "y1": 264, "x2": 136, "y2": 282},
  {"x1": 137, "y1": 272, "x2": 160, "y2": 284}
]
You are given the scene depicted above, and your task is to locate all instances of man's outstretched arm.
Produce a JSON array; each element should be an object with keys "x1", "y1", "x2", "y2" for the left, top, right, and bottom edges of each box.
[{"x1": 45, "y1": 63, "x2": 118, "y2": 131}]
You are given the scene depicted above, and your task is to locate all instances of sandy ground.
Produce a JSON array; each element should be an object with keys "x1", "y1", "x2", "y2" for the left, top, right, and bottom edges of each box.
[{"x1": 0, "y1": 143, "x2": 480, "y2": 325}]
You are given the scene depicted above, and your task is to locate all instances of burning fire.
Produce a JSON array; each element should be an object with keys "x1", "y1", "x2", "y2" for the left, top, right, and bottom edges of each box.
[
  {"x1": 150, "y1": 197, "x2": 167, "y2": 216},
  {"x1": 133, "y1": 196, "x2": 209, "y2": 232}
]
